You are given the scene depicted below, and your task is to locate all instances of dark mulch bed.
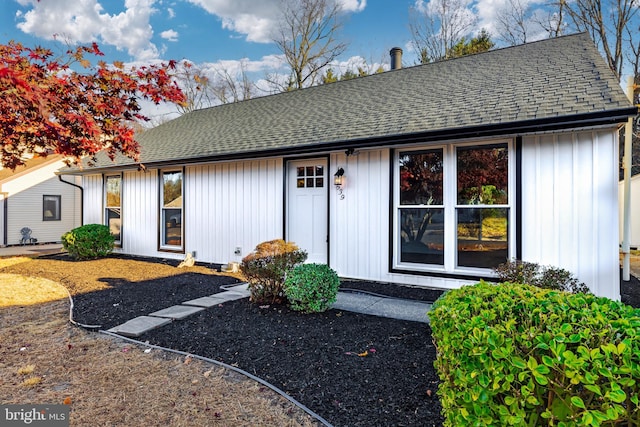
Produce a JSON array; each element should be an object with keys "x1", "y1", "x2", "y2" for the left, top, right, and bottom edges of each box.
[
  {"x1": 68, "y1": 253, "x2": 640, "y2": 427},
  {"x1": 72, "y1": 272, "x2": 240, "y2": 329}
]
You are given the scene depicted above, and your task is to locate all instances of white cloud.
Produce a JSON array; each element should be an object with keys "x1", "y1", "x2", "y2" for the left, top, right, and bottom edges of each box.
[
  {"x1": 15, "y1": 0, "x2": 160, "y2": 61},
  {"x1": 476, "y1": 0, "x2": 553, "y2": 44},
  {"x1": 186, "y1": 0, "x2": 279, "y2": 42},
  {"x1": 167, "y1": 7, "x2": 176, "y2": 18},
  {"x1": 338, "y1": 0, "x2": 366, "y2": 13},
  {"x1": 186, "y1": 0, "x2": 367, "y2": 43},
  {"x1": 160, "y1": 29, "x2": 179, "y2": 41}
]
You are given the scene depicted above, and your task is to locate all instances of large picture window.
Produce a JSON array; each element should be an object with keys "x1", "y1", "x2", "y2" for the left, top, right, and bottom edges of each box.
[
  {"x1": 394, "y1": 141, "x2": 512, "y2": 274},
  {"x1": 160, "y1": 170, "x2": 183, "y2": 250},
  {"x1": 104, "y1": 175, "x2": 121, "y2": 244}
]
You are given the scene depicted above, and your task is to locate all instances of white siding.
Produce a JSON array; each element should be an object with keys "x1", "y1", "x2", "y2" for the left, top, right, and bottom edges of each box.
[
  {"x1": 82, "y1": 174, "x2": 103, "y2": 225},
  {"x1": 619, "y1": 173, "x2": 640, "y2": 248},
  {"x1": 521, "y1": 129, "x2": 620, "y2": 300},
  {"x1": 1, "y1": 160, "x2": 81, "y2": 245},
  {"x1": 79, "y1": 160, "x2": 284, "y2": 262},
  {"x1": 76, "y1": 127, "x2": 620, "y2": 298},
  {"x1": 185, "y1": 159, "x2": 283, "y2": 262},
  {"x1": 121, "y1": 169, "x2": 159, "y2": 257}
]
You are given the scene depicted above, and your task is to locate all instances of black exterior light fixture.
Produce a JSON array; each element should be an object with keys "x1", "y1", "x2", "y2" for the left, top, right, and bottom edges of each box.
[{"x1": 334, "y1": 167, "x2": 345, "y2": 187}]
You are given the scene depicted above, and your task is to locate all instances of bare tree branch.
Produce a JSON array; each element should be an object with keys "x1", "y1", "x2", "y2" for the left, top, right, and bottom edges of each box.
[
  {"x1": 409, "y1": 0, "x2": 477, "y2": 63},
  {"x1": 552, "y1": 0, "x2": 640, "y2": 80},
  {"x1": 273, "y1": 0, "x2": 348, "y2": 90},
  {"x1": 175, "y1": 62, "x2": 216, "y2": 115}
]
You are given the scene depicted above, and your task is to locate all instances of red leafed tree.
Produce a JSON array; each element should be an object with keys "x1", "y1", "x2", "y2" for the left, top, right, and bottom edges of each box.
[{"x1": 0, "y1": 41, "x2": 186, "y2": 168}]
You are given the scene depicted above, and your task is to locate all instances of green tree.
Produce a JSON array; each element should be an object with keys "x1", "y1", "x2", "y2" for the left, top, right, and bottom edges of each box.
[
  {"x1": 446, "y1": 29, "x2": 495, "y2": 58},
  {"x1": 321, "y1": 67, "x2": 338, "y2": 84}
]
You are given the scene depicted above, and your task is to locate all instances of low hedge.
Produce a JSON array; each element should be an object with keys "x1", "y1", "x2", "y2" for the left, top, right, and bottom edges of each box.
[
  {"x1": 284, "y1": 263, "x2": 340, "y2": 313},
  {"x1": 61, "y1": 224, "x2": 114, "y2": 260},
  {"x1": 430, "y1": 281, "x2": 640, "y2": 426}
]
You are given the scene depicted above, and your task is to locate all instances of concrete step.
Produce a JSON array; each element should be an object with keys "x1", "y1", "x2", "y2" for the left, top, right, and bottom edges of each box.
[
  {"x1": 107, "y1": 316, "x2": 172, "y2": 337},
  {"x1": 149, "y1": 305, "x2": 205, "y2": 320},
  {"x1": 182, "y1": 295, "x2": 230, "y2": 308},
  {"x1": 332, "y1": 293, "x2": 432, "y2": 323}
]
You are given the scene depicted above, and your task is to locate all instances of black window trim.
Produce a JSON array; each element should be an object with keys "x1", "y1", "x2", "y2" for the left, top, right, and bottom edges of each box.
[{"x1": 42, "y1": 195, "x2": 61, "y2": 221}]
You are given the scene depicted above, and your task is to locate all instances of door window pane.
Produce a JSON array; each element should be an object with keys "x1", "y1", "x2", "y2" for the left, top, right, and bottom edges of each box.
[
  {"x1": 399, "y1": 149, "x2": 443, "y2": 205},
  {"x1": 400, "y1": 208, "x2": 444, "y2": 265},
  {"x1": 296, "y1": 164, "x2": 325, "y2": 188},
  {"x1": 457, "y1": 208, "x2": 508, "y2": 268},
  {"x1": 457, "y1": 144, "x2": 508, "y2": 205}
]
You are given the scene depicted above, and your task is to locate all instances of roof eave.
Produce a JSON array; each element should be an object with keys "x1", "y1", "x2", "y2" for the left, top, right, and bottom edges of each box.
[{"x1": 60, "y1": 107, "x2": 637, "y2": 175}]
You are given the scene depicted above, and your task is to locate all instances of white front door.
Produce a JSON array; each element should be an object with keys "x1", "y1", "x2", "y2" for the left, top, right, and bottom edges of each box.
[{"x1": 286, "y1": 159, "x2": 328, "y2": 264}]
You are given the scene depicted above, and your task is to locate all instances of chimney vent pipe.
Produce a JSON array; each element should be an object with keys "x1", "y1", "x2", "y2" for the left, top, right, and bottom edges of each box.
[{"x1": 390, "y1": 47, "x2": 403, "y2": 70}]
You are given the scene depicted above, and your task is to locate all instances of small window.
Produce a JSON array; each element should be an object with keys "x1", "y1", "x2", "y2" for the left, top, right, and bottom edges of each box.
[
  {"x1": 43, "y1": 195, "x2": 61, "y2": 221},
  {"x1": 160, "y1": 170, "x2": 183, "y2": 249},
  {"x1": 104, "y1": 175, "x2": 122, "y2": 244},
  {"x1": 296, "y1": 165, "x2": 324, "y2": 188}
]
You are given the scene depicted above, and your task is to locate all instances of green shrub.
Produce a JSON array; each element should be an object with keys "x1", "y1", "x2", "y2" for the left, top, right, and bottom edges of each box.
[
  {"x1": 61, "y1": 224, "x2": 114, "y2": 260},
  {"x1": 284, "y1": 263, "x2": 340, "y2": 313},
  {"x1": 240, "y1": 239, "x2": 307, "y2": 304},
  {"x1": 430, "y1": 281, "x2": 640, "y2": 427},
  {"x1": 495, "y1": 259, "x2": 590, "y2": 294}
]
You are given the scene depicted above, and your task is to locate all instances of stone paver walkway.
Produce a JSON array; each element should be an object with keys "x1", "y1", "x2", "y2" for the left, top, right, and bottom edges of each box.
[{"x1": 106, "y1": 283, "x2": 433, "y2": 337}]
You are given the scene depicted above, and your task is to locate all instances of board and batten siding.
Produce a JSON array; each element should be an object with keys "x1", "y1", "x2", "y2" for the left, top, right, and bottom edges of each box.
[
  {"x1": 185, "y1": 159, "x2": 283, "y2": 263},
  {"x1": 78, "y1": 127, "x2": 620, "y2": 298},
  {"x1": 520, "y1": 128, "x2": 620, "y2": 300},
  {"x1": 83, "y1": 159, "x2": 283, "y2": 262},
  {"x1": 618, "y1": 173, "x2": 640, "y2": 248},
  {"x1": 82, "y1": 174, "x2": 103, "y2": 225},
  {"x1": 1, "y1": 160, "x2": 81, "y2": 245}
]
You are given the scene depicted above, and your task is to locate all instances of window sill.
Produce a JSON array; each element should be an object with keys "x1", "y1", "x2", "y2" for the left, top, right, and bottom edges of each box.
[{"x1": 391, "y1": 265, "x2": 498, "y2": 282}]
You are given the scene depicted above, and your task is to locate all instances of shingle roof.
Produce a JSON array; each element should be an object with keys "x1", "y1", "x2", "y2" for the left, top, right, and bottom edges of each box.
[{"x1": 77, "y1": 32, "x2": 636, "y2": 172}]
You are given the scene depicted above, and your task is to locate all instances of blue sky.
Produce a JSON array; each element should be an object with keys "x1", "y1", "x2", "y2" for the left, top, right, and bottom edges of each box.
[
  {"x1": 1, "y1": 1, "x2": 421, "y2": 67},
  {"x1": 2, "y1": 0, "x2": 444, "y2": 119}
]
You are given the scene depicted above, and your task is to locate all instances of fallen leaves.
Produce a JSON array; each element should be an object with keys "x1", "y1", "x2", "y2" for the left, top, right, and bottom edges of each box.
[
  {"x1": 21, "y1": 377, "x2": 42, "y2": 387},
  {"x1": 17, "y1": 365, "x2": 35, "y2": 375},
  {"x1": 346, "y1": 347, "x2": 377, "y2": 357},
  {"x1": 18, "y1": 364, "x2": 40, "y2": 387}
]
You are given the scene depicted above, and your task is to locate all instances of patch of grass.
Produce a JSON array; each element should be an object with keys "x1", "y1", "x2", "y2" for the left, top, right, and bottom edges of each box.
[
  {"x1": 0, "y1": 274, "x2": 69, "y2": 307},
  {"x1": 0, "y1": 256, "x2": 32, "y2": 269}
]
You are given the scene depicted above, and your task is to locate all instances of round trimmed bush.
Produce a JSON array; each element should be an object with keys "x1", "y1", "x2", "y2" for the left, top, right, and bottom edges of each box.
[
  {"x1": 61, "y1": 224, "x2": 114, "y2": 260},
  {"x1": 284, "y1": 263, "x2": 340, "y2": 313}
]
